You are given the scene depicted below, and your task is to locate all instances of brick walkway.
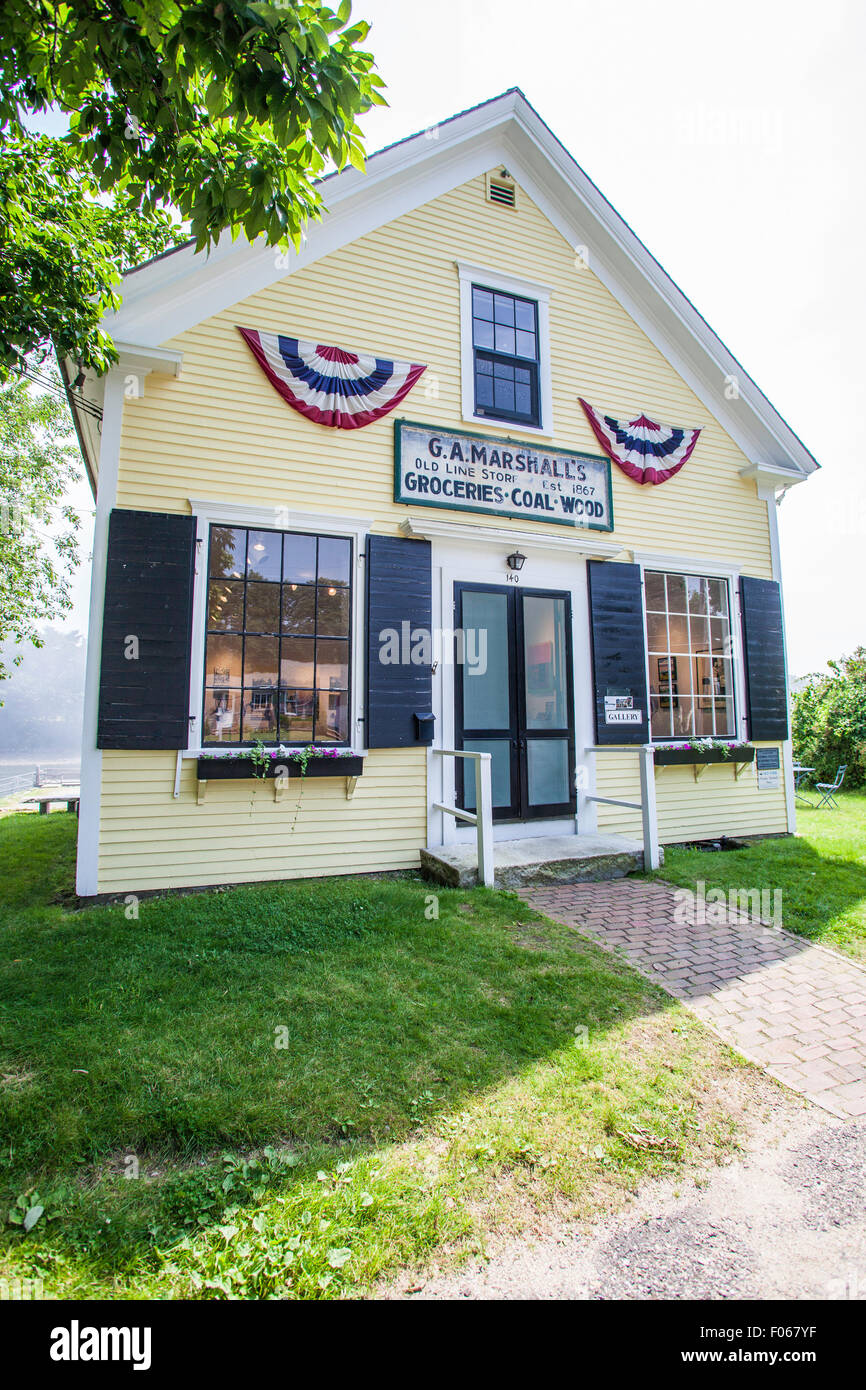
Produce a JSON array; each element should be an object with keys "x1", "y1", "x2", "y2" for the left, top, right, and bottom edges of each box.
[{"x1": 523, "y1": 879, "x2": 866, "y2": 1119}]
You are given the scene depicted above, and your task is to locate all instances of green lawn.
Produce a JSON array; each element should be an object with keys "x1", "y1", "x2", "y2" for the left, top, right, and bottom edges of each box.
[
  {"x1": 655, "y1": 790, "x2": 866, "y2": 961},
  {"x1": 0, "y1": 813, "x2": 767, "y2": 1300}
]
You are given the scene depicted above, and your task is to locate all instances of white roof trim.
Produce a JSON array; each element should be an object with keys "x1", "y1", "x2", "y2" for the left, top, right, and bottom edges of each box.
[{"x1": 105, "y1": 89, "x2": 818, "y2": 480}]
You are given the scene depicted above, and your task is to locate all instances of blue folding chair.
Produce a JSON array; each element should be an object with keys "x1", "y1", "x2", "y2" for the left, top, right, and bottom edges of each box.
[{"x1": 814, "y1": 765, "x2": 846, "y2": 809}]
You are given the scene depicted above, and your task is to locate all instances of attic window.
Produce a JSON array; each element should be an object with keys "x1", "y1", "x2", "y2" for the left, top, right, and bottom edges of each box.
[{"x1": 486, "y1": 172, "x2": 516, "y2": 209}]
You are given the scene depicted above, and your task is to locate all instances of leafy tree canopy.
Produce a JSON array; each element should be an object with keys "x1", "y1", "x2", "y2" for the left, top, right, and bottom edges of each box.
[
  {"x1": 792, "y1": 648, "x2": 866, "y2": 789},
  {"x1": 0, "y1": 367, "x2": 82, "y2": 682},
  {"x1": 0, "y1": 1, "x2": 384, "y2": 374}
]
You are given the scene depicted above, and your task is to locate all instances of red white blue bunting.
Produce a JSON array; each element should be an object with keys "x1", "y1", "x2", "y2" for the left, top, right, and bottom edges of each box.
[
  {"x1": 239, "y1": 328, "x2": 426, "y2": 429},
  {"x1": 578, "y1": 397, "x2": 701, "y2": 485}
]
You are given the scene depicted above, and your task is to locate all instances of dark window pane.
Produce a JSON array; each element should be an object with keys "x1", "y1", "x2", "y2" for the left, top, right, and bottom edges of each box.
[
  {"x1": 245, "y1": 582, "x2": 280, "y2": 633},
  {"x1": 687, "y1": 575, "x2": 708, "y2": 613},
  {"x1": 204, "y1": 633, "x2": 242, "y2": 687},
  {"x1": 493, "y1": 377, "x2": 516, "y2": 413},
  {"x1": 493, "y1": 360, "x2": 513, "y2": 378},
  {"x1": 708, "y1": 578, "x2": 729, "y2": 617},
  {"x1": 651, "y1": 701, "x2": 672, "y2": 739},
  {"x1": 209, "y1": 526, "x2": 246, "y2": 580},
  {"x1": 280, "y1": 690, "x2": 314, "y2": 743},
  {"x1": 316, "y1": 638, "x2": 349, "y2": 690},
  {"x1": 283, "y1": 533, "x2": 317, "y2": 584},
  {"x1": 710, "y1": 618, "x2": 729, "y2": 653},
  {"x1": 244, "y1": 634, "x2": 278, "y2": 687},
  {"x1": 476, "y1": 370, "x2": 494, "y2": 407},
  {"x1": 666, "y1": 574, "x2": 687, "y2": 612},
  {"x1": 715, "y1": 697, "x2": 735, "y2": 736},
  {"x1": 208, "y1": 580, "x2": 245, "y2": 632},
  {"x1": 477, "y1": 357, "x2": 493, "y2": 376},
  {"x1": 646, "y1": 612, "x2": 667, "y2": 652},
  {"x1": 689, "y1": 614, "x2": 709, "y2": 653},
  {"x1": 666, "y1": 613, "x2": 689, "y2": 654},
  {"x1": 318, "y1": 537, "x2": 351, "y2": 587},
  {"x1": 316, "y1": 584, "x2": 350, "y2": 636},
  {"x1": 282, "y1": 584, "x2": 316, "y2": 635},
  {"x1": 315, "y1": 690, "x2": 349, "y2": 742},
  {"x1": 246, "y1": 530, "x2": 282, "y2": 581},
  {"x1": 472, "y1": 287, "x2": 493, "y2": 319},
  {"x1": 472, "y1": 317, "x2": 495, "y2": 349},
  {"x1": 644, "y1": 571, "x2": 666, "y2": 610},
  {"x1": 493, "y1": 294, "x2": 515, "y2": 325},
  {"x1": 203, "y1": 688, "x2": 242, "y2": 743},
  {"x1": 515, "y1": 300, "x2": 536, "y2": 331},
  {"x1": 515, "y1": 330, "x2": 536, "y2": 359},
  {"x1": 280, "y1": 637, "x2": 315, "y2": 687},
  {"x1": 243, "y1": 687, "x2": 278, "y2": 742},
  {"x1": 515, "y1": 384, "x2": 531, "y2": 415}
]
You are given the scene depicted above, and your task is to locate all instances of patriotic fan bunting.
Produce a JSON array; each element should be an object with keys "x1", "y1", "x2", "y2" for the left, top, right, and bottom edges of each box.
[
  {"x1": 578, "y1": 397, "x2": 701, "y2": 485},
  {"x1": 239, "y1": 328, "x2": 426, "y2": 429}
]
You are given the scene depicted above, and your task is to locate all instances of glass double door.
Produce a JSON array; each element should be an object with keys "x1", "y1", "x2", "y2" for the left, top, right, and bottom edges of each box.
[{"x1": 455, "y1": 583, "x2": 576, "y2": 821}]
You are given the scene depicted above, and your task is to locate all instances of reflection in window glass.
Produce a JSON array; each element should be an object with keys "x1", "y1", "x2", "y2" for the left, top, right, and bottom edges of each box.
[
  {"x1": 645, "y1": 569, "x2": 736, "y2": 739},
  {"x1": 203, "y1": 526, "x2": 352, "y2": 745}
]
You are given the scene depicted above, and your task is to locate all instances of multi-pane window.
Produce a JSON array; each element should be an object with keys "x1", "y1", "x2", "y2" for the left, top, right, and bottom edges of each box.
[
  {"x1": 203, "y1": 526, "x2": 351, "y2": 746},
  {"x1": 645, "y1": 570, "x2": 736, "y2": 740},
  {"x1": 471, "y1": 284, "x2": 539, "y2": 426}
]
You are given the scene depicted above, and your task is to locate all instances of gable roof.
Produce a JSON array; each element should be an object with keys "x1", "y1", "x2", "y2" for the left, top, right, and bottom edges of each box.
[{"x1": 89, "y1": 88, "x2": 819, "y2": 481}]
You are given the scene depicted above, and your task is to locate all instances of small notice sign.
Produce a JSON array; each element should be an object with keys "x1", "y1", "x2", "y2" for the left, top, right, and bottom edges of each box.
[
  {"x1": 755, "y1": 746, "x2": 781, "y2": 790},
  {"x1": 604, "y1": 695, "x2": 642, "y2": 726}
]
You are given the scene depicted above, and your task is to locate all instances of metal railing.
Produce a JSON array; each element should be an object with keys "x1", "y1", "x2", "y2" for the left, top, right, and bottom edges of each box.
[
  {"x1": 0, "y1": 773, "x2": 35, "y2": 799},
  {"x1": 431, "y1": 748, "x2": 494, "y2": 888},
  {"x1": 583, "y1": 744, "x2": 660, "y2": 871}
]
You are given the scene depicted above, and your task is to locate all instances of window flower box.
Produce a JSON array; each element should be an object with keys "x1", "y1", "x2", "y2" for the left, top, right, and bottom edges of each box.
[
  {"x1": 653, "y1": 743, "x2": 755, "y2": 767},
  {"x1": 196, "y1": 751, "x2": 364, "y2": 781}
]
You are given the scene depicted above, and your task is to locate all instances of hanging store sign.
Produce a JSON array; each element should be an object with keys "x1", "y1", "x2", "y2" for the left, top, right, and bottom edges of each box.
[{"x1": 394, "y1": 420, "x2": 614, "y2": 531}]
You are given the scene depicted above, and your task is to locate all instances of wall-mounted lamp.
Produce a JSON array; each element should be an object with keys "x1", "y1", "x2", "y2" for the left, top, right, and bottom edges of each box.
[{"x1": 506, "y1": 550, "x2": 526, "y2": 572}]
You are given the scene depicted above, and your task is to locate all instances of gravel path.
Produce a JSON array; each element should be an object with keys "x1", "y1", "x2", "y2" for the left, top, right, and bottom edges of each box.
[{"x1": 401, "y1": 1106, "x2": 866, "y2": 1300}]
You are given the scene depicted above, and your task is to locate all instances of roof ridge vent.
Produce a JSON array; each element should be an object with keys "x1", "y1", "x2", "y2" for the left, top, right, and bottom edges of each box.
[{"x1": 486, "y1": 170, "x2": 517, "y2": 209}]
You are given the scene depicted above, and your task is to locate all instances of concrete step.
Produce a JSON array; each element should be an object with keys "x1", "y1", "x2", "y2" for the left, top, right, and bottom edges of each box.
[{"x1": 420, "y1": 832, "x2": 658, "y2": 890}]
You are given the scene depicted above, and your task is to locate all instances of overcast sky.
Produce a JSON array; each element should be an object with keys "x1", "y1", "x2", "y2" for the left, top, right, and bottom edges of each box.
[{"x1": 58, "y1": 0, "x2": 863, "y2": 678}]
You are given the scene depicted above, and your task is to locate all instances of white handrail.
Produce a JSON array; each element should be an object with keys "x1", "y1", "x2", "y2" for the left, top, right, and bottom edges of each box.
[
  {"x1": 431, "y1": 749, "x2": 494, "y2": 888},
  {"x1": 583, "y1": 744, "x2": 660, "y2": 871}
]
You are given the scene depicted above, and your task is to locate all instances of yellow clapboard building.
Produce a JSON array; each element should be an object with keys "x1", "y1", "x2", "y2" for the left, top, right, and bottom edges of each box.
[{"x1": 68, "y1": 90, "x2": 818, "y2": 897}]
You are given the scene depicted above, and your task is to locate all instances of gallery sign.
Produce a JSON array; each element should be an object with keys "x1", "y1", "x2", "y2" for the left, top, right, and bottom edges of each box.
[{"x1": 394, "y1": 420, "x2": 614, "y2": 532}]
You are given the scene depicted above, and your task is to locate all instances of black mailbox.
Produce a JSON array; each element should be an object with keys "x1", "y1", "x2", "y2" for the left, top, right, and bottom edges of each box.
[{"x1": 414, "y1": 712, "x2": 435, "y2": 745}]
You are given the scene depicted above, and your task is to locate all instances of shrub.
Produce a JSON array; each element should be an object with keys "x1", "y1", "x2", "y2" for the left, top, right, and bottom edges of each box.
[{"x1": 792, "y1": 647, "x2": 866, "y2": 788}]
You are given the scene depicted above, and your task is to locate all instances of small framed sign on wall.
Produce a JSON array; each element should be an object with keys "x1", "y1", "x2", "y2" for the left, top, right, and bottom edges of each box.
[{"x1": 755, "y1": 746, "x2": 781, "y2": 790}]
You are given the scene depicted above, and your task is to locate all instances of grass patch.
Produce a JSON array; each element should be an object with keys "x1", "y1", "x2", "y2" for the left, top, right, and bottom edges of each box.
[
  {"x1": 654, "y1": 790, "x2": 866, "y2": 961},
  {"x1": 1, "y1": 814, "x2": 771, "y2": 1299}
]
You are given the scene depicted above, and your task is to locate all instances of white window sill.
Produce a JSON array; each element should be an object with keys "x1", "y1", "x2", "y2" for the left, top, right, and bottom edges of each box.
[{"x1": 462, "y1": 412, "x2": 554, "y2": 439}]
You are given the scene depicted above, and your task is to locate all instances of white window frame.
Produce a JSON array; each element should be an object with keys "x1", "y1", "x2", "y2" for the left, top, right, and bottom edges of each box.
[
  {"x1": 456, "y1": 260, "x2": 554, "y2": 438},
  {"x1": 187, "y1": 499, "x2": 372, "y2": 756},
  {"x1": 633, "y1": 551, "x2": 749, "y2": 745}
]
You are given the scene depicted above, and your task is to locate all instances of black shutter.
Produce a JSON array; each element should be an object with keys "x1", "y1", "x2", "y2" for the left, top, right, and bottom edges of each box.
[
  {"x1": 365, "y1": 534, "x2": 432, "y2": 748},
  {"x1": 739, "y1": 576, "x2": 789, "y2": 741},
  {"x1": 587, "y1": 560, "x2": 649, "y2": 745},
  {"x1": 97, "y1": 509, "x2": 197, "y2": 749}
]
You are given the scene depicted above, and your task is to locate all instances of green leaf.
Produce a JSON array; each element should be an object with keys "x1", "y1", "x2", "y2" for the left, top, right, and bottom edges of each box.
[
  {"x1": 23, "y1": 1205, "x2": 44, "y2": 1233},
  {"x1": 327, "y1": 1247, "x2": 352, "y2": 1268}
]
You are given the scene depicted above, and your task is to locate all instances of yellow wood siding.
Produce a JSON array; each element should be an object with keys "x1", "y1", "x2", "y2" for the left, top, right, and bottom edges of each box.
[
  {"x1": 94, "y1": 171, "x2": 784, "y2": 892},
  {"x1": 594, "y1": 745, "x2": 788, "y2": 843},
  {"x1": 97, "y1": 749, "x2": 426, "y2": 893}
]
